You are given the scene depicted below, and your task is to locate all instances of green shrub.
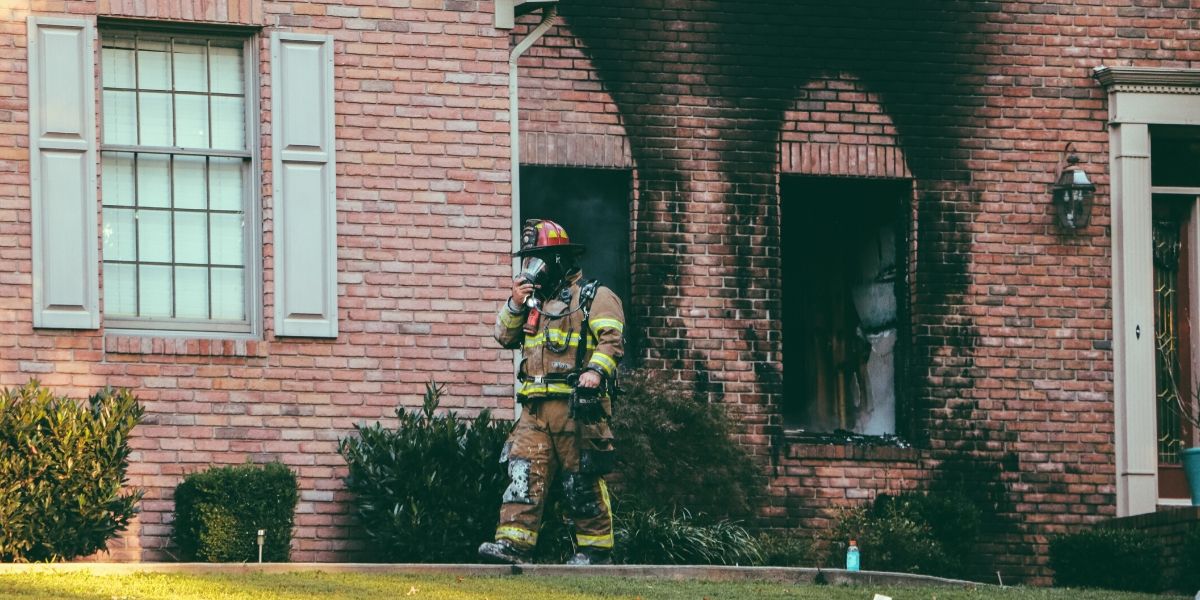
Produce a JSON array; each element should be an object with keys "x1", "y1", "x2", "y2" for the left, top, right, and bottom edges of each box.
[
  {"x1": 897, "y1": 489, "x2": 982, "y2": 569},
  {"x1": 531, "y1": 497, "x2": 772, "y2": 566},
  {"x1": 826, "y1": 490, "x2": 982, "y2": 578},
  {"x1": 338, "y1": 371, "x2": 763, "y2": 565},
  {"x1": 338, "y1": 382, "x2": 512, "y2": 562},
  {"x1": 1179, "y1": 525, "x2": 1200, "y2": 592},
  {"x1": 1049, "y1": 527, "x2": 1161, "y2": 593},
  {"x1": 614, "y1": 508, "x2": 762, "y2": 566},
  {"x1": 754, "y1": 530, "x2": 812, "y2": 566},
  {"x1": 610, "y1": 369, "x2": 762, "y2": 520},
  {"x1": 526, "y1": 368, "x2": 767, "y2": 565},
  {"x1": 171, "y1": 462, "x2": 299, "y2": 562},
  {"x1": 0, "y1": 382, "x2": 143, "y2": 562}
]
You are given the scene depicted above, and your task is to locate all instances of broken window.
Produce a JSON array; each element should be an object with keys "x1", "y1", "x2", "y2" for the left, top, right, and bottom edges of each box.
[{"x1": 782, "y1": 177, "x2": 910, "y2": 435}]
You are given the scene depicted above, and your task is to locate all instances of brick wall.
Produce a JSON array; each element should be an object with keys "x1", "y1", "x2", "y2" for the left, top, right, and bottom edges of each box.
[
  {"x1": 1, "y1": 0, "x2": 1195, "y2": 583},
  {"x1": 507, "y1": 0, "x2": 1199, "y2": 583},
  {"x1": 780, "y1": 76, "x2": 912, "y2": 179},
  {"x1": 1, "y1": 0, "x2": 514, "y2": 561}
]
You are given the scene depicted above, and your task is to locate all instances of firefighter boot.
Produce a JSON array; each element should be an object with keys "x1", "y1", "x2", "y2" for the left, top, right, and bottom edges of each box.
[
  {"x1": 478, "y1": 539, "x2": 531, "y2": 564},
  {"x1": 565, "y1": 548, "x2": 612, "y2": 566}
]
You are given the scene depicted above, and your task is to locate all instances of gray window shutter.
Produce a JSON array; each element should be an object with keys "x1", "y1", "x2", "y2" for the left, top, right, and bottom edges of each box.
[
  {"x1": 28, "y1": 17, "x2": 99, "y2": 329},
  {"x1": 271, "y1": 32, "x2": 337, "y2": 338}
]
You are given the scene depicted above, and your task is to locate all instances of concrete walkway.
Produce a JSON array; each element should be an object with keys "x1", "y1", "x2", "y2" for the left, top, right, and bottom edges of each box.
[{"x1": 0, "y1": 562, "x2": 982, "y2": 588}]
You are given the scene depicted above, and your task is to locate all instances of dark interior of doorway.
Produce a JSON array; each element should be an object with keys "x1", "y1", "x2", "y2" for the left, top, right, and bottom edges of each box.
[{"x1": 520, "y1": 166, "x2": 634, "y2": 354}]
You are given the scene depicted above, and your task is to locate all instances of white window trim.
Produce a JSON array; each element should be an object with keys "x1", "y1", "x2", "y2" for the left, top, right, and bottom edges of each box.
[
  {"x1": 1095, "y1": 65, "x2": 1200, "y2": 516},
  {"x1": 97, "y1": 25, "x2": 262, "y2": 339}
]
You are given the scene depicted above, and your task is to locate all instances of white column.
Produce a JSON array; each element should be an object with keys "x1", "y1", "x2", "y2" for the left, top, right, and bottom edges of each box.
[{"x1": 1111, "y1": 121, "x2": 1157, "y2": 516}]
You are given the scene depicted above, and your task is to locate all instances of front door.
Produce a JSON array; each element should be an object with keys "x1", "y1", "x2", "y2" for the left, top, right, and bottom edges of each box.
[{"x1": 1152, "y1": 195, "x2": 1194, "y2": 500}]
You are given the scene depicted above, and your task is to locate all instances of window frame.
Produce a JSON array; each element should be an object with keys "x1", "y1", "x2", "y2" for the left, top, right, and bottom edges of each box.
[{"x1": 97, "y1": 21, "x2": 262, "y2": 338}]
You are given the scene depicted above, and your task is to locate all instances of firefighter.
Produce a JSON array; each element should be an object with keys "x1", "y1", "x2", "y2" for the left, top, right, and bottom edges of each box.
[{"x1": 477, "y1": 219, "x2": 625, "y2": 566}]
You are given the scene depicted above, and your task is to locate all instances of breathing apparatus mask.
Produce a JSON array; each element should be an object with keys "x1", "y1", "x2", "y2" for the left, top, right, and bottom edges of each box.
[
  {"x1": 517, "y1": 252, "x2": 567, "y2": 310},
  {"x1": 518, "y1": 251, "x2": 577, "y2": 335}
]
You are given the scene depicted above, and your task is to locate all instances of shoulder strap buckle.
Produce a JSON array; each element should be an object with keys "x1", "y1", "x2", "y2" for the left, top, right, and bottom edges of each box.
[{"x1": 580, "y1": 279, "x2": 600, "y2": 303}]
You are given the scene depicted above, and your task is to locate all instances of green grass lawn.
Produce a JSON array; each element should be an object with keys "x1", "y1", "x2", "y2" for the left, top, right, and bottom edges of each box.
[{"x1": 0, "y1": 572, "x2": 1188, "y2": 600}]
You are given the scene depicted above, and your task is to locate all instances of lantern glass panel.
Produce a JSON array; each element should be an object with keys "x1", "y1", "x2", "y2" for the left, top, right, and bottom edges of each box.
[{"x1": 1054, "y1": 171, "x2": 1093, "y2": 230}]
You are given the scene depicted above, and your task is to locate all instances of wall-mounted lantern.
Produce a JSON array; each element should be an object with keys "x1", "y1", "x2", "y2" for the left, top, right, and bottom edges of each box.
[{"x1": 1052, "y1": 147, "x2": 1096, "y2": 232}]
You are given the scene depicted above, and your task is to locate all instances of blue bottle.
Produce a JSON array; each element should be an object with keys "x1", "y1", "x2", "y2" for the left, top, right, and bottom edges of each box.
[{"x1": 846, "y1": 539, "x2": 861, "y2": 571}]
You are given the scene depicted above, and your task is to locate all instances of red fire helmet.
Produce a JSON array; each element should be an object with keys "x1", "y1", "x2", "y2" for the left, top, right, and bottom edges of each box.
[{"x1": 515, "y1": 219, "x2": 585, "y2": 257}]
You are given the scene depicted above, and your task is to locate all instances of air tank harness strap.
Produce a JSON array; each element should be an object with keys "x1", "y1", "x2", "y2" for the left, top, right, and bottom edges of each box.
[{"x1": 574, "y1": 279, "x2": 601, "y2": 372}]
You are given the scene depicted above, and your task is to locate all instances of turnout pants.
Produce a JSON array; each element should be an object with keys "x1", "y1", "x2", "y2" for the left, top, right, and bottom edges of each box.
[{"x1": 494, "y1": 396, "x2": 615, "y2": 552}]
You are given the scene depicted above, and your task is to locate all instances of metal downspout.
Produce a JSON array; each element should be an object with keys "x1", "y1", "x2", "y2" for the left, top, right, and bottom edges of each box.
[
  {"x1": 508, "y1": 7, "x2": 558, "y2": 415},
  {"x1": 509, "y1": 6, "x2": 558, "y2": 263}
]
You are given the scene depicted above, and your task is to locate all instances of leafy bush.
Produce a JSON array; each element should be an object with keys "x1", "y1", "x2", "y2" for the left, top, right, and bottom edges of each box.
[
  {"x1": 338, "y1": 371, "x2": 763, "y2": 565},
  {"x1": 828, "y1": 503, "x2": 945, "y2": 574},
  {"x1": 1179, "y1": 525, "x2": 1200, "y2": 592},
  {"x1": 338, "y1": 382, "x2": 512, "y2": 562},
  {"x1": 900, "y1": 488, "x2": 982, "y2": 569},
  {"x1": 1049, "y1": 527, "x2": 1161, "y2": 593},
  {"x1": 530, "y1": 496, "x2": 770, "y2": 566},
  {"x1": 754, "y1": 530, "x2": 812, "y2": 567},
  {"x1": 171, "y1": 462, "x2": 299, "y2": 562},
  {"x1": 610, "y1": 369, "x2": 762, "y2": 520},
  {"x1": 614, "y1": 508, "x2": 762, "y2": 566},
  {"x1": 526, "y1": 369, "x2": 767, "y2": 565},
  {"x1": 0, "y1": 382, "x2": 143, "y2": 562},
  {"x1": 826, "y1": 490, "x2": 982, "y2": 578}
]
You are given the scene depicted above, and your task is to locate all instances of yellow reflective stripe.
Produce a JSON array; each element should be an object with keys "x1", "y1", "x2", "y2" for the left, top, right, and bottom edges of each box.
[
  {"x1": 576, "y1": 479, "x2": 613, "y2": 549},
  {"x1": 588, "y1": 352, "x2": 617, "y2": 375},
  {"x1": 516, "y1": 381, "x2": 575, "y2": 395},
  {"x1": 601, "y1": 478, "x2": 612, "y2": 533},
  {"x1": 589, "y1": 318, "x2": 624, "y2": 334},
  {"x1": 523, "y1": 338, "x2": 582, "y2": 350},
  {"x1": 498, "y1": 309, "x2": 524, "y2": 328},
  {"x1": 586, "y1": 361, "x2": 613, "y2": 377},
  {"x1": 590, "y1": 351, "x2": 616, "y2": 370},
  {"x1": 522, "y1": 329, "x2": 578, "y2": 348},
  {"x1": 496, "y1": 525, "x2": 537, "y2": 546},
  {"x1": 576, "y1": 533, "x2": 614, "y2": 548}
]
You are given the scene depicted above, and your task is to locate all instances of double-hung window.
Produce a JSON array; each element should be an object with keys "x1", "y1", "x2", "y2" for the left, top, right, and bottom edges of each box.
[
  {"x1": 99, "y1": 29, "x2": 256, "y2": 334},
  {"x1": 29, "y1": 19, "x2": 334, "y2": 336}
]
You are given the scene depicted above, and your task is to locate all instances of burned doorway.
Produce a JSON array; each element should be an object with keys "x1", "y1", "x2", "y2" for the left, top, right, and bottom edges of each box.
[
  {"x1": 519, "y1": 165, "x2": 633, "y2": 338},
  {"x1": 781, "y1": 176, "x2": 911, "y2": 435}
]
